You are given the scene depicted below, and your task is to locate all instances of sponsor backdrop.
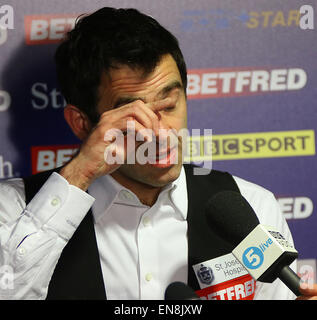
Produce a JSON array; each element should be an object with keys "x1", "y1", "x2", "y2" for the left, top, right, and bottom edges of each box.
[{"x1": 0, "y1": 0, "x2": 316, "y2": 296}]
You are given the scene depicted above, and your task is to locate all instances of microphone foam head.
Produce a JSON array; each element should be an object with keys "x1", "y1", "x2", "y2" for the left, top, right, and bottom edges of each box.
[
  {"x1": 205, "y1": 191, "x2": 260, "y2": 247},
  {"x1": 165, "y1": 282, "x2": 200, "y2": 300}
]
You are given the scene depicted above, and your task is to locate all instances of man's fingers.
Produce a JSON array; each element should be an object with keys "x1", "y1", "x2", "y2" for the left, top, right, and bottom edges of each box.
[
  {"x1": 137, "y1": 102, "x2": 160, "y2": 135},
  {"x1": 99, "y1": 92, "x2": 179, "y2": 139},
  {"x1": 101, "y1": 100, "x2": 160, "y2": 135},
  {"x1": 300, "y1": 282, "x2": 317, "y2": 295},
  {"x1": 103, "y1": 117, "x2": 152, "y2": 142},
  {"x1": 296, "y1": 282, "x2": 317, "y2": 300}
]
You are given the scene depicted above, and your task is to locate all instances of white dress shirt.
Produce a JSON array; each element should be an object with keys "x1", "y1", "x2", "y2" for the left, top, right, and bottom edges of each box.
[
  {"x1": 89, "y1": 168, "x2": 188, "y2": 299},
  {"x1": 0, "y1": 166, "x2": 296, "y2": 300}
]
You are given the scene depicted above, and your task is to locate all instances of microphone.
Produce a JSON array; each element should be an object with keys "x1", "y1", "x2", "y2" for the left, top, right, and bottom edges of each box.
[
  {"x1": 165, "y1": 282, "x2": 201, "y2": 300},
  {"x1": 205, "y1": 191, "x2": 301, "y2": 297}
]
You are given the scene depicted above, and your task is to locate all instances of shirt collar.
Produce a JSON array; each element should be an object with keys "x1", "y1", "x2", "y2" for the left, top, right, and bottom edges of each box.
[{"x1": 88, "y1": 166, "x2": 188, "y2": 223}]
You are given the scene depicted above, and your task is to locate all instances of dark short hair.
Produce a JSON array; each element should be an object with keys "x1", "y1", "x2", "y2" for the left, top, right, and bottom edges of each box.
[{"x1": 55, "y1": 7, "x2": 187, "y2": 124}]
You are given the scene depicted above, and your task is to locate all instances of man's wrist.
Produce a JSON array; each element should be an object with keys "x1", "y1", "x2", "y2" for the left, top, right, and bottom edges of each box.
[{"x1": 60, "y1": 157, "x2": 93, "y2": 191}]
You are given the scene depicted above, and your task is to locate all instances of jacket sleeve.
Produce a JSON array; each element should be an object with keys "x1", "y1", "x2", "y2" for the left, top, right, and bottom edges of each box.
[{"x1": 0, "y1": 173, "x2": 94, "y2": 299}]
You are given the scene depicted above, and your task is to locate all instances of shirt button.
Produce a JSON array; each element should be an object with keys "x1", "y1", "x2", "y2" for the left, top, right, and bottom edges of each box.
[
  {"x1": 18, "y1": 247, "x2": 26, "y2": 256},
  {"x1": 121, "y1": 190, "x2": 134, "y2": 201},
  {"x1": 50, "y1": 197, "x2": 60, "y2": 207},
  {"x1": 145, "y1": 273, "x2": 153, "y2": 282},
  {"x1": 142, "y1": 216, "x2": 151, "y2": 227}
]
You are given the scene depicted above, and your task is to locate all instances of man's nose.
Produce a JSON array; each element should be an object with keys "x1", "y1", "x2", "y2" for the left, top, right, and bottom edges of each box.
[{"x1": 155, "y1": 118, "x2": 178, "y2": 148}]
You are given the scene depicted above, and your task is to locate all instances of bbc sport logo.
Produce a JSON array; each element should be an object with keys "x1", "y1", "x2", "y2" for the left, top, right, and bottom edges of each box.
[{"x1": 211, "y1": 130, "x2": 315, "y2": 160}]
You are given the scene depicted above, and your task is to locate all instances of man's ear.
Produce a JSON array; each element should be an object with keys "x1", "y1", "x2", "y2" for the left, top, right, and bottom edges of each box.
[{"x1": 64, "y1": 104, "x2": 92, "y2": 141}]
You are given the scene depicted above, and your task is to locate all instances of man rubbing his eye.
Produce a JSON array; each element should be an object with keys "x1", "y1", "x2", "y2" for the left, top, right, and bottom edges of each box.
[{"x1": 1, "y1": 7, "x2": 314, "y2": 301}]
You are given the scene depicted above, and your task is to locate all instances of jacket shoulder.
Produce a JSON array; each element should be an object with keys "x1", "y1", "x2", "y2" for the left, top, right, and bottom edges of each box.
[{"x1": 183, "y1": 164, "x2": 239, "y2": 189}]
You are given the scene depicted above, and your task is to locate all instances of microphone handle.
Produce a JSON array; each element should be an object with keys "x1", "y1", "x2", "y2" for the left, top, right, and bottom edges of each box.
[{"x1": 278, "y1": 265, "x2": 301, "y2": 297}]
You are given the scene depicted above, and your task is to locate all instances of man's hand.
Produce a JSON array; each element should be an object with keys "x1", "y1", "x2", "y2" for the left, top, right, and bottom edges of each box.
[
  {"x1": 60, "y1": 97, "x2": 176, "y2": 190},
  {"x1": 296, "y1": 283, "x2": 317, "y2": 300}
]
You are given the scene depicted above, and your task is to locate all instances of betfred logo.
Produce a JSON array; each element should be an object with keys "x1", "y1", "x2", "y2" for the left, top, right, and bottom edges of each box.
[
  {"x1": 277, "y1": 196, "x2": 314, "y2": 219},
  {"x1": 196, "y1": 274, "x2": 255, "y2": 300},
  {"x1": 187, "y1": 67, "x2": 307, "y2": 99},
  {"x1": 193, "y1": 253, "x2": 255, "y2": 300},
  {"x1": 31, "y1": 145, "x2": 79, "y2": 174},
  {"x1": 24, "y1": 14, "x2": 77, "y2": 45}
]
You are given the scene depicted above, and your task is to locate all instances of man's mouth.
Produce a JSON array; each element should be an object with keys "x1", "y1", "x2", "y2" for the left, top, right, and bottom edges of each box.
[{"x1": 149, "y1": 146, "x2": 178, "y2": 168}]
